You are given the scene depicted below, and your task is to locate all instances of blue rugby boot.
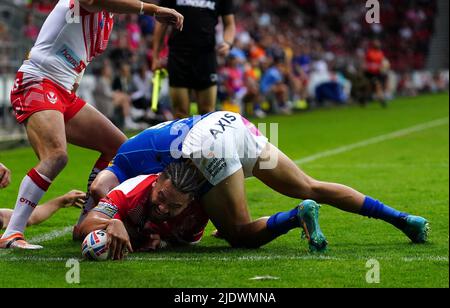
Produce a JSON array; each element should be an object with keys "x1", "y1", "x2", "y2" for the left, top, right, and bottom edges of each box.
[
  {"x1": 298, "y1": 200, "x2": 328, "y2": 252},
  {"x1": 401, "y1": 215, "x2": 430, "y2": 244}
]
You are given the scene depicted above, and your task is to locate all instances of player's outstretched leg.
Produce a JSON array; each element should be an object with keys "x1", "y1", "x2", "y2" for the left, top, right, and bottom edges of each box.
[
  {"x1": 0, "y1": 190, "x2": 85, "y2": 231},
  {"x1": 65, "y1": 104, "x2": 126, "y2": 240},
  {"x1": 1, "y1": 111, "x2": 68, "y2": 250},
  {"x1": 201, "y1": 169, "x2": 327, "y2": 251},
  {"x1": 253, "y1": 143, "x2": 430, "y2": 244},
  {"x1": 267, "y1": 199, "x2": 328, "y2": 252}
]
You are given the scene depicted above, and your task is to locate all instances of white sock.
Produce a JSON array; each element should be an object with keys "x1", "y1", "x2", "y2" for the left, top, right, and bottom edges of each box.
[{"x1": 1, "y1": 169, "x2": 51, "y2": 239}]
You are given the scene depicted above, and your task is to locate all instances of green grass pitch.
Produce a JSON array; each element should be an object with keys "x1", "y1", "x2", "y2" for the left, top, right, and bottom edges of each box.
[{"x1": 0, "y1": 93, "x2": 448, "y2": 288}]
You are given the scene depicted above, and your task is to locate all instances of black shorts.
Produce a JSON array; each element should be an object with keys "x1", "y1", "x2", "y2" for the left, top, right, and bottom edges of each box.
[
  {"x1": 365, "y1": 71, "x2": 386, "y2": 85},
  {"x1": 168, "y1": 49, "x2": 218, "y2": 91}
]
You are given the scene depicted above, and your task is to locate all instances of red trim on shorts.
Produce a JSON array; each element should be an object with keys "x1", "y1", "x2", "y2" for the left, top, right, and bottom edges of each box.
[
  {"x1": 10, "y1": 73, "x2": 86, "y2": 124},
  {"x1": 64, "y1": 97, "x2": 86, "y2": 123},
  {"x1": 27, "y1": 169, "x2": 51, "y2": 191}
]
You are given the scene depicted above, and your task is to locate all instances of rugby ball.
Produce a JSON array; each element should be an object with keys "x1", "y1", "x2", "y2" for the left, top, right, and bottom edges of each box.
[{"x1": 81, "y1": 230, "x2": 109, "y2": 261}]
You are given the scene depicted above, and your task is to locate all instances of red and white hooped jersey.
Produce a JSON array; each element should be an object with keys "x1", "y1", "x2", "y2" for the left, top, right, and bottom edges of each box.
[
  {"x1": 19, "y1": 0, "x2": 114, "y2": 91},
  {"x1": 94, "y1": 174, "x2": 209, "y2": 246}
]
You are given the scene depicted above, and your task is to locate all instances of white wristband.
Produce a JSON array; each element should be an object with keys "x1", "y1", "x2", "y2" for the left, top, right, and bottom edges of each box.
[{"x1": 139, "y1": 1, "x2": 144, "y2": 15}]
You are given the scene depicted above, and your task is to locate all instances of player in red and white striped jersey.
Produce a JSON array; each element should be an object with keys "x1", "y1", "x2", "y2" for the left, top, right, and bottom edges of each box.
[
  {"x1": 79, "y1": 162, "x2": 208, "y2": 260},
  {"x1": 1, "y1": 0, "x2": 184, "y2": 250}
]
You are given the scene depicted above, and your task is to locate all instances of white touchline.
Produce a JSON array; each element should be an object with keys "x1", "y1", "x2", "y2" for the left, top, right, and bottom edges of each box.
[
  {"x1": 0, "y1": 226, "x2": 73, "y2": 256},
  {"x1": 29, "y1": 226, "x2": 73, "y2": 244},
  {"x1": 247, "y1": 117, "x2": 448, "y2": 181},
  {"x1": 0, "y1": 255, "x2": 448, "y2": 263},
  {"x1": 293, "y1": 117, "x2": 449, "y2": 165},
  {"x1": 0, "y1": 117, "x2": 448, "y2": 252}
]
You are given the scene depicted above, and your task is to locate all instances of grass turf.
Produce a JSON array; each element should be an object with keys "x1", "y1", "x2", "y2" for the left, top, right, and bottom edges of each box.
[{"x1": 0, "y1": 93, "x2": 448, "y2": 288}]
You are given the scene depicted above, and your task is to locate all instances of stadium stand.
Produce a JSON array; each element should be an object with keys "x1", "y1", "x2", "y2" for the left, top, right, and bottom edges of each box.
[{"x1": 0, "y1": 0, "x2": 448, "y2": 137}]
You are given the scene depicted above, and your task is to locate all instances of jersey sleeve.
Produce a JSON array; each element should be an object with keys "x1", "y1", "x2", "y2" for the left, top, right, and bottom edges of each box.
[{"x1": 219, "y1": 0, "x2": 235, "y2": 16}]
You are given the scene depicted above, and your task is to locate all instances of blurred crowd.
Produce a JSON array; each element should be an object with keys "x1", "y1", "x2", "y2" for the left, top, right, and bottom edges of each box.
[{"x1": 1, "y1": 0, "x2": 449, "y2": 130}]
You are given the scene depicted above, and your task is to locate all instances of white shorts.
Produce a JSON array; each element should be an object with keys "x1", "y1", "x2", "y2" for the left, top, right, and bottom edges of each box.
[{"x1": 182, "y1": 112, "x2": 269, "y2": 186}]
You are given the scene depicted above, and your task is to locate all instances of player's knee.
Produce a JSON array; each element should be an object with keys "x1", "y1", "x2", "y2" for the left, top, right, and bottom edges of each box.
[{"x1": 45, "y1": 150, "x2": 69, "y2": 171}]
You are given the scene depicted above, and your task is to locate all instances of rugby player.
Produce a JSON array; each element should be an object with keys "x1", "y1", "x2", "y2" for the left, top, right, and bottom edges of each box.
[
  {"x1": 80, "y1": 111, "x2": 430, "y2": 251},
  {"x1": 1, "y1": 190, "x2": 85, "y2": 232},
  {"x1": 78, "y1": 162, "x2": 209, "y2": 260},
  {"x1": 1, "y1": 0, "x2": 184, "y2": 250}
]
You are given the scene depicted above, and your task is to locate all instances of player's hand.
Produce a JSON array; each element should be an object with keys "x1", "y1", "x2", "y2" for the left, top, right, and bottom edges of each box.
[
  {"x1": 60, "y1": 190, "x2": 86, "y2": 209},
  {"x1": 155, "y1": 7, "x2": 184, "y2": 31},
  {"x1": 151, "y1": 57, "x2": 167, "y2": 72},
  {"x1": 0, "y1": 163, "x2": 11, "y2": 189},
  {"x1": 106, "y1": 219, "x2": 133, "y2": 260},
  {"x1": 217, "y1": 42, "x2": 232, "y2": 57}
]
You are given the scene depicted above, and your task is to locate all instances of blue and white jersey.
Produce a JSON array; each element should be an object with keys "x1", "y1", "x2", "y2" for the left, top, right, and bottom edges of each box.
[
  {"x1": 107, "y1": 111, "x2": 269, "y2": 186},
  {"x1": 107, "y1": 113, "x2": 211, "y2": 183}
]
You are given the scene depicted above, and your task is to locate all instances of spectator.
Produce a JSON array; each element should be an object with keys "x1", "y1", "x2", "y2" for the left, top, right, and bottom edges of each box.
[
  {"x1": 260, "y1": 58, "x2": 291, "y2": 114},
  {"x1": 93, "y1": 61, "x2": 141, "y2": 131},
  {"x1": 364, "y1": 40, "x2": 389, "y2": 107},
  {"x1": 23, "y1": 12, "x2": 39, "y2": 42}
]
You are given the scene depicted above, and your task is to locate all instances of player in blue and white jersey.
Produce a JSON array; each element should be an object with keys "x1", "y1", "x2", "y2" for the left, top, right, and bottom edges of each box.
[{"x1": 74, "y1": 111, "x2": 429, "y2": 251}]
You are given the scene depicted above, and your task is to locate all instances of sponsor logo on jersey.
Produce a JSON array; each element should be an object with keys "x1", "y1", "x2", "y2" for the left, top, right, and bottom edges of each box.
[
  {"x1": 176, "y1": 0, "x2": 216, "y2": 10},
  {"x1": 46, "y1": 92, "x2": 58, "y2": 104},
  {"x1": 209, "y1": 113, "x2": 237, "y2": 140},
  {"x1": 205, "y1": 157, "x2": 227, "y2": 177},
  {"x1": 57, "y1": 44, "x2": 87, "y2": 73}
]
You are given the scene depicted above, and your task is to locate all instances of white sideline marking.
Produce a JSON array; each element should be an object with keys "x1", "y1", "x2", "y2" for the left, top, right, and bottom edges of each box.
[
  {"x1": 28, "y1": 226, "x2": 73, "y2": 244},
  {"x1": 1, "y1": 117, "x2": 448, "y2": 252},
  {"x1": 0, "y1": 226, "x2": 72, "y2": 256},
  {"x1": 293, "y1": 117, "x2": 449, "y2": 165},
  {"x1": 306, "y1": 163, "x2": 449, "y2": 169},
  {"x1": 0, "y1": 255, "x2": 448, "y2": 263}
]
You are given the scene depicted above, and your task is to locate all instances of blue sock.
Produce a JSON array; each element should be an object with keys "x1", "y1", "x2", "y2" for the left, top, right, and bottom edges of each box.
[
  {"x1": 360, "y1": 196, "x2": 408, "y2": 229},
  {"x1": 267, "y1": 208, "x2": 300, "y2": 237}
]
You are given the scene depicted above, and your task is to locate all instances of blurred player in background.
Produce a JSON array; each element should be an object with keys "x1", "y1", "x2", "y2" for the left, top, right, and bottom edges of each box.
[
  {"x1": 79, "y1": 162, "x2": 208, "y2": 260},
  {"x1": 82, "y1": 111, "x2": 430, "y2": 252},
  {"x1": 152, "y1": 0, "x2": 236, "y2": 118},
  {"x1": 1, "y1": 190, "x2": 85, "y2": 232},
  {"x1": 0, "y1": 0, "x2": 184, "y2": 250},
  {"x1": 365, "y1": 40, "x2": 390, "y2": 107}
]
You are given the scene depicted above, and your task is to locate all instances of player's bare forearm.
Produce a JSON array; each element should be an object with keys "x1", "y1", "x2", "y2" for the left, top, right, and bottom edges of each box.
[
  {"x1": 222, "y1": 14, "x2": 236, "y2": 47},
  {"x1": 152, "y1": 22, "x2": 169, "y2": 71},
  {"x1": 27, "y1": 200, "x2": 61, "y2": 226},
  {"x1": 78, "y1": 211, "x2": 114, "y2": 239},
  {"x1": 153, "y1": 22, "x2": 168, "y2": 56},
  {"x1": 79, "y1": 0, "x2": 157, "y2": 14},
  {"x1": 78, "y1": 0, "x2": 183, "y2": 30},
  {"x1": 216, "y1": 14, "x2": 236, "y2": 57}
]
